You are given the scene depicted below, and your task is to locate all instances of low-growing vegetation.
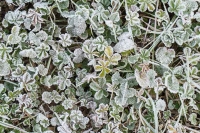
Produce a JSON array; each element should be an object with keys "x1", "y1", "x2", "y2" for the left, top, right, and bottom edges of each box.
[{"x1": 0, "y1": 0, "x2": 200, "y2": 132}]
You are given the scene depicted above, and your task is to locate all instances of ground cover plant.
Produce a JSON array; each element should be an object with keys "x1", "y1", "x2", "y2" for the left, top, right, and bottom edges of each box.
[{"x1": 0, "y1": 0, "x2": 200, "y2": 132}]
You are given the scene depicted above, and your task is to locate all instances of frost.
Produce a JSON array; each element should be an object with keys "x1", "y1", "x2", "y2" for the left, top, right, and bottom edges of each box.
[
  {"x1": 73, "y1": 48, "x2": 84, "y2": 63},
  {"x1": 156, "y1": 99, "x2": 166, "y2": 111},
  {"x1": 155, "y1": 47, "x2": 175, "y2": 65},
  {"x1": 19, "y1": 49, "x2": 37, "y2": 58},
  {"x1": 0, "y1": 61, "x2": 11, "y2": 76},
  {"x1": 113, "y1": 32, "x2": 135, "y2": 53}
]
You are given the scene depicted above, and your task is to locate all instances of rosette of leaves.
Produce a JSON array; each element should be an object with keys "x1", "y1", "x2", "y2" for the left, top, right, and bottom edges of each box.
[
  {"x1": 20, "y1": 72, "x2": 36, "y2": 91},
  {"x1": 62, "y1": 98, "x2": 76, "y2": 110},
  {"x1": 4, "y1": 10, "x2": 26, "y2": 25},
  {"x1": 173, "y1": 29, "x2": 186, "y2": 45},
  {"x1": 161, "y1": 31, "x2": 174, "y2": 47},
  {"x1": 70, "y1": 110, "x2": 89, "y2": 130},
  {"x1": 104, "y1": 46, "x2": 121, "y2": 65},
  {"x1": 35, "y1": 43, "x2": 50, "y2": 60},
  {"x1": 168, "y1": 0, "x2": 186, "y2": 16},
  {"x1": 92, "y1": 36, "x2": 108, "y2": 52},
  {"x1": 94, "y1": 60, "x2": 111, "y2": 77},
  {"x1": 89, "y1": 78, "x2": 108, "y2": 100},
  {"x1": 138, "y1": 0, "x2": 156, "y2": 12},
  {"x1": 125, "y1": 10, "x2": 140, "y2": 26},
  {"x1": 26, "y1": 9, "x2": 43, "y2": 26},
  {"x1": 155, "y1": 47, "x2": 175, "y2": 65},
  {"x1": 58, "y1": 33, "x2": 72, "y2": 47},
  {"x1": 91, "y1": 4, "x2": 110, "y2": 24},
  {"x1": 155, "y1": 9, "x2": 169, "y2": 22},
  {"x1": 82, "y1": 40, "x2": 99, "y2": 60},
  {"x1": 56, "y1": 70, "x2": 72, "y2": 90}
]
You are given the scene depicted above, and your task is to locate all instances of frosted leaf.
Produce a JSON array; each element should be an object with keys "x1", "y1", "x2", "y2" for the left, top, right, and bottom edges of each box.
[
  {"x1": 135, "y1": 69, "x2": 149, "y2": 88},
  {"x1": 58, "y1": 33, "x2": 72, "y2": 47},
  {"x1": 154, "y1": 77, "x2": 165, "y2": 93},
  {"x1": 165, "y1": 73, "x2": 179, "y2": 93},
  {"x1": 16, "y1": 94, "x2": 32, "y2": 108},
  {"x1": 50, "y1": 117, "x2": 59, "y2": 126},
  {"x1": 27, "y1": 9, "x2": 43, "y2": 26},
  {"x1": 117, "y1": 32, "x2": 132, "y2": 40},
  {"x1": 105, "y1": 20, "x2": 113, "y2": 28},
  {"x1": 62, "y1": 98, "x2": 75, "y2": 110},
  {"x1": 35, "y1": 43, "x2": 50, "y2": 59},
  {"x1": 0, "y1": 61, "x2": 11, "y2": 76},
  {"x1": 114, "y1": 82, "x2": 135, "y2": 106},
  {"x1": 188, "y1": 113, "x2": 197, "y2": 125},
  {"x1": 38, "y1": 64, "x2": 48, "y2": 76},
  {"x1": 128, "y1": 54, "x2": 139, "y2": 64},
  {"x1": 73, "y1": 48, "x2": 84, "y2": 63},
  {"x1": 0, "y1": 43, "x2": 12, "y2": 61},
  {"x1": 19, "y1": 49, "x2": 37, "y2": 58},
  {"x1": 66, "y1": 16, "x2": 87, "y2": 36},
  {"x1": 114, "y1": 32, "x2": 135, "y2": 53},
  {"x1": 70, "y1": 110, "x2": 84, "y2": 123},
  {"x1": 57, "y1": 123, "x2": 72, "y2": 133},
  {"x1": 0, "y1": 84, "x2": 4, "y2": 94},
  {"x1": 36, "y1": 113, "x2": 49, "y2": 128},
  {"x1": 156, "y1": 99, "x2": 166, "y2": 111},
  {"x1": 155, "y1": 47, "x2": 175, "y2": 65},
  {"x1": 76, "y1": 7, "x2": 90, "y2": 20},
  {"x1": 92, "y1": 36, "x2": 108, "y2": 51},
  {"x1": 104, "y1": 46, "x2": 121, "y2": 65},
  {"x1": 8, "y1": 26, "x2": 22, "y2": 44},
  {"x1": 161, "y1": 31, "x2": 174, "y2": 47},
  {"x1": 36, "y1": 30, "x2": 48, "y2": 41},
  {"x1": 4, "y1": 10, "x2": 25, "y2": 25},
  {"x1": 168, "y1": 0, "x2": 186, "y2": 16},
  {"x1": 126, "y1": 11, "x2": 140, "y2": 26},
  {"x1": 146, "y1": 69, "x2": 157, "y2": 88},
  {"x1": 51, "y1": 90, "x2": 62, "y2": 103},
  {"x1": 57, "y1": 71, "x2": 71, "y2": 90},
  {"x1": 42, "y1": 91, "x2": 52, "y2": 104}
]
